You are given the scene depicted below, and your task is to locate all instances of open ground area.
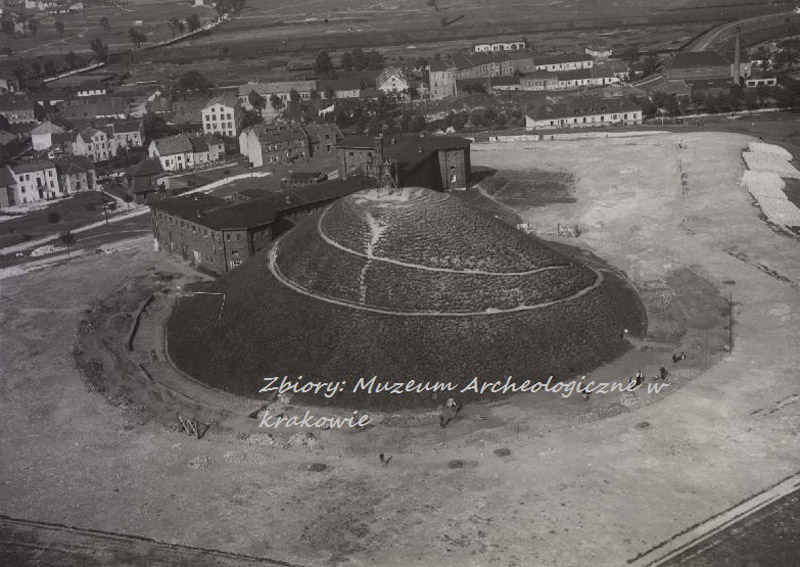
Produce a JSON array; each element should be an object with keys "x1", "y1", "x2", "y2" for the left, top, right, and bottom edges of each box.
[{"x1": 2, "y1": 130, "x2": 799, "y2": 565}]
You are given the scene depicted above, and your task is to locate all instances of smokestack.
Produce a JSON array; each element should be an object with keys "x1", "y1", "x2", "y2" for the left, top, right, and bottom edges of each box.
[{"x1": 733, "y1": 26, "x2": 741, "y2": 85}]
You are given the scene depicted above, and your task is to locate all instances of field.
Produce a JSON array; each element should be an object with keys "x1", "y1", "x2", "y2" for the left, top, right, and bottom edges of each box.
[
  {"x1": 0, "y1": 192, "x2": 123, "y2": 248},
  {"x1": 0, "y1": 1, "x2": 215, "y2": 60},
  {"x1": 3, "y1": 129, "x2": 800, "y2": 566}
]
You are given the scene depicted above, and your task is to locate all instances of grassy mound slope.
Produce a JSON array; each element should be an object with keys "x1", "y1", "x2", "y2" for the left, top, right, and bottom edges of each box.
[{"x1": 167, "y1": 188, "x2": 645, "y2": 409}]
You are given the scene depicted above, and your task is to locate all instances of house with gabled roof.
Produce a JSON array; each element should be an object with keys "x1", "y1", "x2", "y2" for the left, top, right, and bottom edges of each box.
[
  {"x1": 201, "y1": 93, "x2": 243, "y2": 138},
  {"x1": 53, "y1": 155, "x2": 96, "y2": 194},
  {"x1": 31, "y1": 121, "x2": 66, "y2": 152},
  {"x1": 376, "y1": 67, "x2": 409, "y2": 94},
  {"x1": 73, "y1": 127, "x2": 118, "y2": 163},
  {"x1": 148, "y1": 134, "x2": 225, "y2": 172}
]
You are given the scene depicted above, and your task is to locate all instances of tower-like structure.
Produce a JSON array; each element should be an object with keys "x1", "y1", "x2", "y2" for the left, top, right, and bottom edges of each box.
[{"x1": 733, "y1": 26, "x2": 741, "y2": 85}]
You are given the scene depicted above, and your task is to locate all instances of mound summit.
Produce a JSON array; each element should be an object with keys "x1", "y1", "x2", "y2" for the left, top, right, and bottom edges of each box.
[{"x1": 167, "y1": 187, "x2": 644, "y2": 408}]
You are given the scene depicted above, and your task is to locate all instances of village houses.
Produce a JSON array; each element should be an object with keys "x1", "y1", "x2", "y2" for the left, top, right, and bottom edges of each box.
[
  {"x1": 0, "y1": 160, "x2": 61, "y2": 207},
  {"x1": 148, "y1": 134, "x2": 225, "y2": 172},
  {"x1": 376, "y1": 67, "x2": 410, "y2": 94},
  {"x1": 239, "y1": 122, "x2": 309, "y2": 167}
]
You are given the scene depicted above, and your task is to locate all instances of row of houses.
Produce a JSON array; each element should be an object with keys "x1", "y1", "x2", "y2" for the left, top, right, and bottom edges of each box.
[
  {"x1": 237, "y1": 67, "x2": 413, "y2": 115},
  {"x1": 238, "y1": 122, "x2": 342, "y2": 167},
  {"x1": 0, "y1": 156, "x2": 95, "y2": 207},
  {"x1": 429, "y1": 52, "x2": 597, "y2": 99},
  {"x1": 29, "y1": 119, "x2": 144, "y2": 163},
  {"x1": 525, "y1": 95, "x2": 643, "y2": 130}
]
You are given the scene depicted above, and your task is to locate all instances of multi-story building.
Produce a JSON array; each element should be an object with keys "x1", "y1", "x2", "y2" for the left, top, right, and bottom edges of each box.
[
  {"x1": 106, "y1": 120, "x2": 144, "y2": 150},
  {"x1": 53, "y1": 156, "x2": 96, "y2": 194},
  {"x1": 73, "y1": 127, "x2": 118, "y2": 163},
  {"x1": 0, "y1": 96, "x2": 36, "y2": 124},
  {"x1": 303, "y1": 123, "x2": 343, "y2": 158},
  {"x1": 201, "y1": 93, "x2": 243, "y2": 138},
  {"x1": 336, "y1": 134, "x2": 471, "y2": 192},
  {"x1": 148, "y1": 134, "x2": 225, "y2": 172},
  {"x1": 238, "y1": 122, "x2": 309, "y2": 167},
  {"x1": 428, "y1": 52, "x2": 536, "y2": 99},
  {"x1": 149, "y1": 177, "x2": 372, "y2": 274},
  {"x1": 525, "y1": 95, "x2": 642, "y2": 131},
  {"x1": 0, "y1": 160, "x2": 61, "y2": 206},
  {"x1": 376, "y1": 67, "x2": 410, "y2": 94}
]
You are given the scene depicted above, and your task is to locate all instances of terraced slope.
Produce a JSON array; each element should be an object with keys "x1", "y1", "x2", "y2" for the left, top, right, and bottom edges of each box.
[{"x1": 167, "y1": 187, "x2": 645, "y2": 408}]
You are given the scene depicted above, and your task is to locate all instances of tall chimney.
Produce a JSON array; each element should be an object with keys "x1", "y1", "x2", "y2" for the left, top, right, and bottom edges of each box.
[
  {"x1": 372, "y1": 135, "x2": 384, "y2": 179},
  {"x1": 733, "y1": 26, "x2": 741, "y2": 85}
]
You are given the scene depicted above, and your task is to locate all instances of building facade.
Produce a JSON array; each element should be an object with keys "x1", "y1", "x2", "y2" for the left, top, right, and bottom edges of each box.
[
  {"x1": 1, "y1": 161, "x2": 62, "y2": 205},
  {"x1": 525, "y1": 95, "x2": 643, "y2": 130},
  {"x1": 201, "y1": 93, "x2": 243, "y2": 138},
  {"x1": 73, "y1": 127, "x2": 118, "y2": 163},
  {"x1": 238, "y1": 122, "x2": 309, "y2": 167},
  {"x1": 148, "y1": 134, "x2": 224, "y2": 172},
  {"x1": 54, "y1": 156, "x2": 96, "y2": 194},
  {"x1": 376, "y1": 67, "x2": 410, "y2": 94}
]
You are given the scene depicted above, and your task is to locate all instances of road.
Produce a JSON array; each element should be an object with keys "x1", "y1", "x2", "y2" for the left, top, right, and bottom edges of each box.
[{"x1": 687, "y1": 11, "x2": 797, "y2": 52}]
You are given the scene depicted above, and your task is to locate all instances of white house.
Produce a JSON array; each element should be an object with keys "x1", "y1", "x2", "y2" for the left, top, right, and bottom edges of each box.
[
  {"x1": 106, "y1": 120, "x2": 144, "y2": 150},
  {"x1": 585, "y1": 44, "x2": 612, "y2": 61},
  {"x1": 73, "y1": 127, "x2": 118, "y2": 163},
  {"x1": 148, "y1": 134, "x2": 224, "y2": 172},
  {"x1": 31, "y1": 121, "x2": 66, "y2": 152},
  {"x1": 376, "y1": 67, "x2": 409, "y2": 94},
  {"x1": 201, "y1": 93, "x2": 243, "y2": 138},
  {"x1": 1, "y1": 161, "x2": 62, "y2": 205}
]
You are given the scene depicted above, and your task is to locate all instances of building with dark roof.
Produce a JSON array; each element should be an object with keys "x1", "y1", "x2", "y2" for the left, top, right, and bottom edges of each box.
[
  {"x1": 1, "y1": 160, "x2": 61, "y2": 206},
  {"x1": 0, "y1": 96, "x2": 36, "y2": 124},
  {"x1": 125, "y1": 158, "x2": 167, "y2": 204},
  {"x1": 525, "y1": 95, "x2": 642, "y2": 130},
  {"x1": 336, "y1": 134, "x2": 471, "y2": 192},
  {"x1": 150, "y1": 175, "x2": 374, "y2": 273},
  {"x1": 53, "y1": 155, "x2": 96, "y2": 194},
  {"x1": 665, "y1": 51, "x2": 732, "y2": 82}
]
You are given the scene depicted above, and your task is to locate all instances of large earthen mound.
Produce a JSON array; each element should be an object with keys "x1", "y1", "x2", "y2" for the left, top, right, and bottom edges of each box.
[{"x1": 167, "y1": 187, "x2": 645, "y2": 409}]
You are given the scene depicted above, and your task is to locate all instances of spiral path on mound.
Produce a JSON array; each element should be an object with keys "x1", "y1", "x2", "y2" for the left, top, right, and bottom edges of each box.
[{"x1": 268, "y1": 188, "x2": 603, "y2": 317}]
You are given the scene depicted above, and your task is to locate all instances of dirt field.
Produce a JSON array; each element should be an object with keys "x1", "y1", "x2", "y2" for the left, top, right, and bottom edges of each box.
[{"x1": 2, "y1": 131, "x2": 800, "y2": 566}]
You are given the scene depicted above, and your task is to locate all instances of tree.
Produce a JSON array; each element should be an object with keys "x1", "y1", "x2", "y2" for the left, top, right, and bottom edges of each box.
[
  {"x1": 341, "y1": 51, "x2": 354, "y2": 72},
  {"x1": 168, "y1": 17, "x2": 184, "y2": 37},
  {"x1": 129, "y1": 28, "x2": 147, "y2": 49},
  {"x1": 352, "y1": 47, "x2": 367, "y2": 70},
  {"x1": 28, "y1": 18, "x2": 38, "y2": 35},
  {"x1": 248, "y1": 89, "x2": 265, "y2": 111},
  {"x1": 30, "y1": 61, "x2": 42, "y2": 77},
  {"x1": 65, "y1": 50, "x2": 78, "y2": 70},
  {"x1": 12, "y1": 66, "x2": 26, "y2": 85},
  {"x1": 289, "y1": 88, "x2": 300, "y2": 102},
  {"x1": 269, "y1": 94, "x2": 283, "y2": 112},
  {"x1": 314, "y1": 50, "x2": 334, "y2": 77},
  {"x1": 89, "y1": 37, "x2": 109, "y2": 61},
  {"x1": 324, "y1": 86, "x2": 335, "y2": 101},
  {"x1": 47, "y1": 211, "x2": 61, "y2": 224},
  {"x1": 174, "y1": 69, "x2": 212, "y2": 93},
  {"x1": 100, "y1": 16, "x2": 110, "y2": 33},
  {"x1": 186, "y1": 14, "x2": 201, "y2": 32},
  {"x1": 1, "y1": 12, "x2": 14, "y2": 35},
  {"x1": 55, "y1": 20, "x2": 65, "y2": 36},
  {"x1": 365, "y1": 50, "x2": 385, "y2": 70},
  {"x1": 44, "y1": 59, "x2": 56, "y2": 76},
  {"x1": 622, "y1": 46, "x2": 640, "y2": 63}
]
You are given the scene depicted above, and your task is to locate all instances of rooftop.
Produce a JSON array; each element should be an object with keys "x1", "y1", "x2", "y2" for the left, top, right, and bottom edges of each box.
[
  {"x1": 528, "y1": 95, "x2": 641, "y2": 121},
  {"x1": 670, "y1": 51, "x2": 730, "y2": 69}
]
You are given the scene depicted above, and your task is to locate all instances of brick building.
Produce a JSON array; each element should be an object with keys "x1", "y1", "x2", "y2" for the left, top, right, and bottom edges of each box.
[
  {"x1": 150, "y1": 176, "x2": 373, "y2": 274},
  {"x1": 336, "y1": 134, "x2": 471, "y2": 192}
]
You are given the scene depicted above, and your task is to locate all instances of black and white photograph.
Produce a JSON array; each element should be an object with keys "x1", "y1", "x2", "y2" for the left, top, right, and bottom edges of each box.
[{"x1": 1, "y1": 0, "x2": 799, "y2": 565}]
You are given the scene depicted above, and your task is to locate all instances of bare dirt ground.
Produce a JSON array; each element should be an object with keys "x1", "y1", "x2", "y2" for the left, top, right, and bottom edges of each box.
[{"x1": 1, "y1": 131, "x2": 799, "y2": 567}]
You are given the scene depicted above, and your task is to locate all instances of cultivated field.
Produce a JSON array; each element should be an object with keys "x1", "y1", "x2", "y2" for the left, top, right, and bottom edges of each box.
[{"x1": 2, "y1": 130, "x2": 800, "y2": 566}]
